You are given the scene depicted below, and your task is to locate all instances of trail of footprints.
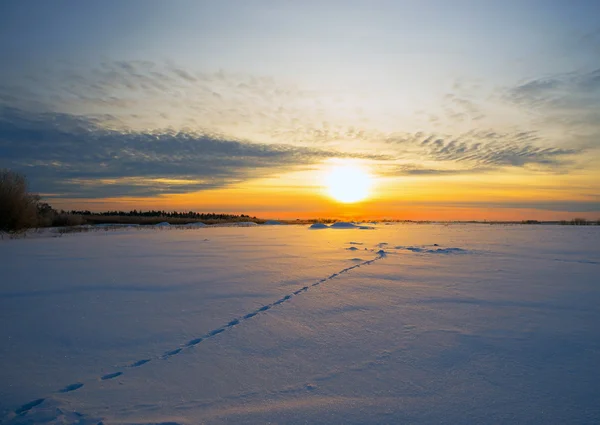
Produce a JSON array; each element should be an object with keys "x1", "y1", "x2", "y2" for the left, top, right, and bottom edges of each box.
[
  {"x1": 13, "y1": 248, "x2": 387, "y2": 416},
  {"x1": 14, "y1": 242, "x2": 468, "y2": 415}
]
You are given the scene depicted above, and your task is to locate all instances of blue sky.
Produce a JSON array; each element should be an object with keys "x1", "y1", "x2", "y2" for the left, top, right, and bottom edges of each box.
[{"x1": 0, "y1": 1, "x2": 599, "y2": 217}]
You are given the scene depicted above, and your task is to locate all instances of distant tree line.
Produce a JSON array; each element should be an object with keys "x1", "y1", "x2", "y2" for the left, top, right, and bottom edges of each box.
[
  {"x1": 1, "y1": 169, "x2": 261, "y2": 233},
  {"x1": 560, "y1": 218, "x2": 598, "y2": 225},
  {"x1": 69, "y1": 210, "x2": 257, "y2": 220}
]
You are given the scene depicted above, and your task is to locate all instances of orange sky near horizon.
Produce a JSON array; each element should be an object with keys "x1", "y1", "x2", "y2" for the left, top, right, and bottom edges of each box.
[
  {"x1": 48, "y1": 171, "x2": 600, "y2": 221},
  {"x1": 49, "y1": 196, "x2": 600, "y2": 222},
  {"x1": 40, "y1": 159, "x2": 599, "y2": 221}
]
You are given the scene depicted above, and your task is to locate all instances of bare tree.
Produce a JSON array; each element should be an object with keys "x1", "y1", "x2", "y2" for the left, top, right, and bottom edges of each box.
[{"x1": 0, "y1": 169, "x2": 40, "y2": 233}]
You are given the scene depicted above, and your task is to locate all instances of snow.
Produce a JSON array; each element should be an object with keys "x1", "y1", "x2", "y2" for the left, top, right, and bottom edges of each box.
[
  {"x1": 317, "y1": 222, "x2": 375, "y2": 230},
  {"x1": 93, "y1": 223, "x2": 139, "y2": 228},
  {"x1": 330, "y1": 221, "x2": 358, "y2": 229},
  {"x1": 154, "y1": 222, "x2": 170, "y2": 227},
  {"x1": 184, "y1": 222, "x2": 207, "y2": 227},
  {"x1": 216, "y1": 221, "x2": 258, "y2": 227},
  {"x1": 263, "y1": 220, "x2": 284, "y2": 225},
  {"x1": 395, "y1": 245, "x2": 469, "y2": 254},
  {"x1": 1, "y1": 224, "x2": 599, "y2": 424}
]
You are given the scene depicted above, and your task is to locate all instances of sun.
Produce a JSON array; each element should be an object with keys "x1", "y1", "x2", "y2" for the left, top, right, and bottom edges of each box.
[{"x1": 325, "y1": 164, "x2": 373, "y2": 203}]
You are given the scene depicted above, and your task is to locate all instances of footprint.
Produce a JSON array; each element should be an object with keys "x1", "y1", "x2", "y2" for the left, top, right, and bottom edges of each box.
[
  {"x1": 58, "y1": 382, "x2": 84, "y2": 393},
  {"x1": 208, "y1": 328, "x2": 224, "y2": 336},
  {"x1": 130, "y1": 359, "x2": 151, "y2": 367},
  {"x1": 101, "y1": 372, "x2": 123, "y2": 381},
  {"x1": 244, "y1": 312, "x2": 257, "y2": 319},
  {"x1": 186, "y1": 338, "x2": 203, "y2": 347},
  {"x1": 227, "y1": 319, "x2": 240, "y2": 327},
  {"x1": 15, "y1": 398, "x2": 45, "y2": 415},
  {"x1": 163, "y1": 348, "x2": 182, "y2": 357}
]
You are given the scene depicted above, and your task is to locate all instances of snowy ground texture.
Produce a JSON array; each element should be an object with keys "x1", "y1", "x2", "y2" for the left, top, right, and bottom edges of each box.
[{"x1": 1, "y1": 223, "x2": 599, "y2": 424}]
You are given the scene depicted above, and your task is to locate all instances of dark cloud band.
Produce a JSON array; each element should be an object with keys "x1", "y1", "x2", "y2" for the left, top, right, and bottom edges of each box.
[{"x1": 0, "y1": 107, "x2": 388, "y2": 198}]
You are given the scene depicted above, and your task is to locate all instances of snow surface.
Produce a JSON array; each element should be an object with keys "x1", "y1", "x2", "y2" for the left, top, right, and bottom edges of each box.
[
  {"x1": 309, "y1": 222, "x2": 329, "y2": 229},
  {"x1": 330, "y1": 222, "x2": 358, "y2": 229},
  {"x1": 1, "y1": 224, "x2": 599, "y2": 424},
  {"x1": 94, "y1": 223, "x2": 139, "y2": 228},
  {"x1": 218, "y1": 221, "x2": 258, "y2": 227},
  {"x1": 184, "y1": 222, "x2": 207, "y2": 227}
]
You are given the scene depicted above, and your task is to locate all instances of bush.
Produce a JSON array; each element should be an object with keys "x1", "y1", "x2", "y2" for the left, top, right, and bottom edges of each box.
[
  {"x1": 51, "y1": 213, "x2": 84, "y2": 227},
  {"x1": 0, "y1": 169, "x2": 40, "y2": 233}
]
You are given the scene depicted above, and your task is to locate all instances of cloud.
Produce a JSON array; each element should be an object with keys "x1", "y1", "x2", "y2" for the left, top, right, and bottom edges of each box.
[
  {"x1": 376, "y1": 163, "x2": 490, "y2": 177},
  {"x1": 510, "y1": 78, "x2": 563, "y2": 99},
  {"x1": 440, "y1": 200, "x2": 600, "y2": 213},
  {"x1": 442, "y1": 94, "x2": 486, "y2": 122},
  {"x1": 0, "y1": 60, "x2": 395, "y2": 146},
  {"x1": 0, "y1": 107, "x2": 388, "y2": 198},
  {"x1": 504, "y1": 68, "x2": 600, "y2": 134},
  {"x1": 384, "y1": 130, "x2": 578, "y2": 170}
]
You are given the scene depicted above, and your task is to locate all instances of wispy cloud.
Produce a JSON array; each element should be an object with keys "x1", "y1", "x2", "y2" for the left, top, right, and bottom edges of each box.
[
  {"x1": 385, "y1": 130, "x2": 579, "y2": 170},
  {"x1": 442, "y1": 93, "x2": 486, "y2": 122},
  {"x1": 0, "y1": 60, "x2": 396, "y2": 146},
  {"x1": 504, "y1": 67, "x2": 600, "y2": 136},
  {"x1": 421, "y1": 200, "x2": 600, "y2": 213},
  {"x1": 0, "y1": 107, "x2": 388, "y2": 198},
  {"x1": 377, "y1": 164, "x2": 491, "y2": 177}
]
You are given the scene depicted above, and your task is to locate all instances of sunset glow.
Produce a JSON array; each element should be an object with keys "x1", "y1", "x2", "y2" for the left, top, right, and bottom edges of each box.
[{"x1": 325, "y1": 164, "x2": 373, "y2": 204}]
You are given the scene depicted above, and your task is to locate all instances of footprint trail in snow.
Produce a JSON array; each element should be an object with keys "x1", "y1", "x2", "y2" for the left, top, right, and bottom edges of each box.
[{"x1": 11, "y1": 250, "x2": 387, "y2": 418}]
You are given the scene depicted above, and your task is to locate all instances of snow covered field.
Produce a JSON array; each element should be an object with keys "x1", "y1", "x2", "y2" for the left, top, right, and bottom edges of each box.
[{"x1": 1, "y1": 224, "x2": 599, "y2": 424}]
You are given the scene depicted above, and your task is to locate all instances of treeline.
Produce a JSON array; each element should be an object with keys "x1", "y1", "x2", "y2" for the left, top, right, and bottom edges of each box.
[
  {"x1": 522, "y1": 219, "x2": 599, "y2": 225},
  {"x1": 559, "y1": 218, "x2": 598, "y2": 225},
  {"x1": 1, "y1": 169, "x2": 261, "y2": 233},
  {"x1": 69, "y1": 210, "x2": 256, "y2": 220}
]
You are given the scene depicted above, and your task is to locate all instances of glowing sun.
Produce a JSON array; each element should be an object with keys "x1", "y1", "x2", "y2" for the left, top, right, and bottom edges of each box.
[{"x1": 325, "y1": 164, "x2": 373, "y2": 203}]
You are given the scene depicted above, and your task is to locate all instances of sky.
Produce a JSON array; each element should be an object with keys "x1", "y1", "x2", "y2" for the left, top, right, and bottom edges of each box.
[{"x1": 1, "y1": 0, "x2": 599, "y2": 220}]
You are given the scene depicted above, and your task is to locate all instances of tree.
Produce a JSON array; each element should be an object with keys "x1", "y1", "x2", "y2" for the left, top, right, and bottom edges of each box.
[{"x1": 0, "y1": 169, "x2": 40, "y2": 232}]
